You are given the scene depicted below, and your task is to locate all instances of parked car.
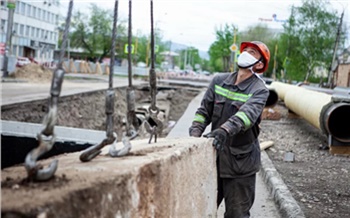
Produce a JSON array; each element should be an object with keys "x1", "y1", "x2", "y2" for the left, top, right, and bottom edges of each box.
[
  {"x1": 16, "y1": 57, "x2": 31, "y2": 67},
  {"x1": 28, "y1": 57, "x2": 39, "y2": 64}
]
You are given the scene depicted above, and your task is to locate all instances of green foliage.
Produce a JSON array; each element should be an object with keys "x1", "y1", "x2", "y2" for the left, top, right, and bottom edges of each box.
[
  {"x1": 208, "y1": 23, "x2": 280, "y2": 73},
  {"x1": 209, "y1": 24, "x2": 238, "y2": 72},
  {"x1": 279, "y1": 0, "x2": 342, "y2": 82},
  {"x1": 70, "y1": 3, "x2": 127, "y2": 61},
  {"x1": 240, "y1": 23, "x2": 276, "y2": 44}
]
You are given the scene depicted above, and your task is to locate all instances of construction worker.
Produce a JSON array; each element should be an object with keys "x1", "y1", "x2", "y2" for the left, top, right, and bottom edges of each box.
[{"x1": 189, "y1": 41, "x2": 270, "y2": 218}]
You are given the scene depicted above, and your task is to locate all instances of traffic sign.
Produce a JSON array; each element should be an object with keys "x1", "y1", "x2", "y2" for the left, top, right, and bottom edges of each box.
[
  {"x1": 235, "y1": 50, "x2": 241, "y2": 62},
  {"x1": 229, "y1": 44, "x2": 238, "y2": 52},
  {"x1": 7, "y1": 0, "x2": 16, "y2": 9},
  {"x1": 124, "y1": 44, "x2": 134, "y2": 54}
]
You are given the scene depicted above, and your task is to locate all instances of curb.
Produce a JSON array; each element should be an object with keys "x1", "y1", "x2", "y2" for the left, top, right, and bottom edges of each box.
[
  {"x1": 260, "y1": 151, "x2": 306, "y2": 218},
  {"x1": 1, "y1": 78, "x2": 28, "y2": 83}
]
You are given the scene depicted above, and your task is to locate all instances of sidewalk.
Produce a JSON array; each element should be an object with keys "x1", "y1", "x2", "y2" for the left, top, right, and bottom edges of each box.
[
  {"x1": 167, "y1": 91, "x2": 281, "y2": 218},
  {"x1": 0, "y1": 76, "x2": 147, "y2": 106}
]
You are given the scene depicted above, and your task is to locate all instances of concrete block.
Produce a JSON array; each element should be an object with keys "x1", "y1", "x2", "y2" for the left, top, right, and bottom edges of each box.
[{"x1": 1, "y1": 137, "x2": 217, "y2": 218}]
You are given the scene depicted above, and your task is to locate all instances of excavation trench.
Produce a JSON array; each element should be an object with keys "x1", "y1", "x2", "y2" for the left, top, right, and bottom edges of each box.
[
  {"x1": 1, "y1": 83, "x2": 219, "y2": 218},
  {"x1": 1, "y1": 85, "x2": 201, "y2": 169}
]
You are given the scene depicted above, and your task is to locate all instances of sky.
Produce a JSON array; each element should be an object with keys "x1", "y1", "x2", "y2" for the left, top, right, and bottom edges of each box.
[{"x1": 59, "y1": 0, "x2": 350, "y2": 52}]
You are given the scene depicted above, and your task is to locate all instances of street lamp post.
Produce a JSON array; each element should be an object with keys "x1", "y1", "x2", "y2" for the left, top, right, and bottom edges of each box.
[
  {"x1": 184, "y1": 48, "x2": 187, "y2": 70},
  {"x1": 2, "y1": 0, "x2": 16, "y2": 77}
]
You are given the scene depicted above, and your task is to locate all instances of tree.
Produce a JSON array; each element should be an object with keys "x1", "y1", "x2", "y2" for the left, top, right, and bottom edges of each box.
[
  {"x1": 70, "y1": 4, "x2": 127, "y2": 61},
  {"x1": 209, "y1": 24, "x2": 238, "y2": 72},
  {"x1": 240, "y1": 23, "x2": 276, "y2": 44},
  {"x1": 279, "y1": 0, "x2": 343, "y2": 82}
]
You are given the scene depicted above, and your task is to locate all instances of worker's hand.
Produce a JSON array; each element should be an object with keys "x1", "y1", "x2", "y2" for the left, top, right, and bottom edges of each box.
[
  {"x1": 189, "y1": 127, "x2": 202, "y2": 137},
  {"x1": 203, "y1": 128, "x2": 228, "y2": 151}
]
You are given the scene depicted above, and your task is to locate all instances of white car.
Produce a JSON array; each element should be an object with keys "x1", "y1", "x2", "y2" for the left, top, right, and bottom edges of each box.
[{"x1": 16, "y1": 57, "x2": 31, "y2": 67}]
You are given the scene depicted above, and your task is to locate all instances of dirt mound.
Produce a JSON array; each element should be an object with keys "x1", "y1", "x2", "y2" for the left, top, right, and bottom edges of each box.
[{"x1": 10, "y1": 63, "x2": 53, "y2": 83}]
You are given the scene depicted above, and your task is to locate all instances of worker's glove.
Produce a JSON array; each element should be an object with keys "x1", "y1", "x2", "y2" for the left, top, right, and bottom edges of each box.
[
  {"x1": 203, "y1": 128, "x2": 228, "y2": 151},
  {"x1": 189, "y1": 127, "x2": 202, "y2": 138}
]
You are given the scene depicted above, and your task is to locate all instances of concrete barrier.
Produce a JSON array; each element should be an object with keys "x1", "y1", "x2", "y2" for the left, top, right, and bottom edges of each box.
[{"x1": 1, "y1": 136, "x2": 217, "y2": 217}]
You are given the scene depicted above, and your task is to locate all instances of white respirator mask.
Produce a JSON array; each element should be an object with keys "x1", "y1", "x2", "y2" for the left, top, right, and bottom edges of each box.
[{"x1": 237, "y1": 51, "x2": 261, "y2": 72}]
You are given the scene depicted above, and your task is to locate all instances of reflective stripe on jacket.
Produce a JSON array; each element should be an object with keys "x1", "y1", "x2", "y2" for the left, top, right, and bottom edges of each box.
[{"x1": 190, "y1": 72, "x2": 269, "y2": 178}]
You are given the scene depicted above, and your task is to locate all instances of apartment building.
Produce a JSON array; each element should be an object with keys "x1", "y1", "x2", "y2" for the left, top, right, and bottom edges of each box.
[{"x1": 0, "y1": 0, "x2": 60, "y2": 62}]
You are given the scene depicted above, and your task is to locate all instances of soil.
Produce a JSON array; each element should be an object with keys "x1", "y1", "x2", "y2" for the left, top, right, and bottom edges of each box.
[
  {"x1": 2, "y1": 68, "x2": 350, "y2": 217},
  {"x1": 9, "y1": 63, "x2": 53, "y2": 83},
  {"x1": 260, "y1": 102, "x2": 350, "y2": 218},
  {"x1": 2, "y1": 65, "x2": 200, "y2": 140}
]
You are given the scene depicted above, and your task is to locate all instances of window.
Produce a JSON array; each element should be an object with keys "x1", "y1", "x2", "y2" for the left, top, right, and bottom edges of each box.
[
  {"x1": 50, "y1": 31, "x2": 53, "y2": 41},
  {"x1": 41, "y1": 29, "x2": 44, "y2": 38},
  {"x1": 15, "y1": 1, "x2": 20, "y2": 13},
  {"x1": 26, "y1": 25, "x2": 29, "y2": 36},
  {"x1": 27, "y1": 4, "x2": 31, "y2": 16},
  {"x1": 32, "y1": 6, "x2": 36, "y2": 17},
  {"x1": 20, "y1": 2, "x2": 25, "y2": 15},
  {"x1": 31, "y1": 26, "x2": 35, "y2": 37},
  {"x1": 36, "y1": 28, "x2": 39, "y2": 37},
  {"x1": 1, "y1": 19, "x2": 6, "y2": 32},
  {"x1": 13, "y1": 23, "x2": 18, "y2": 34},
  {"x1": 18, "y1": 46, "x2": 23, "y2": 56},
  {"x1": 38, "y1": 8, "x2": 41, "y2": 19},
  {"x1": 12, "y1": 45, "x2": 16, "y2": 55},
  {"x1": 42, "y1": 10, "x2": 45, "y2": 21},
  {"x1": 19, "y1": 24, "x2": 24, "y2": 35},
  {"x1": 1, "y1": 0, "x2": 6, "y2": 10}
]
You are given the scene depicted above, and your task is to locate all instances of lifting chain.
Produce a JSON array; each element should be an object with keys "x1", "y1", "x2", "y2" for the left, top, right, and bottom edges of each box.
[
  {"x1": 79, "y1": 0, "x2": 132, "y2": 161},
  {"x1": 124, "y1": 0, "x2": 139, "y2": 140},
  {"x1": 24, "y1": 0, "x2": 74, "y2": 181},
  {"x1": 144, "y1": 0, "x2": 163, "y2": 144}
]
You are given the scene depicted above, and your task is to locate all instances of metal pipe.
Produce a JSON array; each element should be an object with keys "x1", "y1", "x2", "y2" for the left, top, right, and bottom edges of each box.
[
  {"x1": 322, "y1": 103, "x2": 350, "y2": 143},
  {"x1": 284, "y1": 86, "x2": 331, "y2": 129},
  {"x1": 265, "y1": 86, "x2": 278, "y2": 108},
  {"x1": 298, "y1": 84, "x2": 350, "y2": 96},
  {"x1": 270, "y1": 81, "x2": 299, "y2": 101},
  {"x1": 273, "y1": 82, "x2": 350, "y2": 144},
  {"x1": 297, "y1": 84, "x2": 334, "y2": 95}
]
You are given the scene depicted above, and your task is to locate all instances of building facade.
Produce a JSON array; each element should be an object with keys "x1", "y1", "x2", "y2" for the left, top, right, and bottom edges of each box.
[{"x1": 1, "y1": 0, "x2": 60, "y2": 62}]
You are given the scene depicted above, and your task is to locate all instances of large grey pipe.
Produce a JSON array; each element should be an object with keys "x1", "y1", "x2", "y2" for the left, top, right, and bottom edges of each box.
[{"x1": 271, "y1": 81, "x2": 350, "y2": 143}]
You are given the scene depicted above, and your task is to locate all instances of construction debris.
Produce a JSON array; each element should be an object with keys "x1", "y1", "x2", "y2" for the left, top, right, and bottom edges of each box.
[
  {"x1": 260, "y1": 141, "x2": 274, "y2": 150},
  {"x1": 10, "y1": 63, "x2": 53, "y2": 83}
]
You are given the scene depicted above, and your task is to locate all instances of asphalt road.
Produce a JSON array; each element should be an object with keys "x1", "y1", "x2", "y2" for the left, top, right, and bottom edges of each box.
[{"x1": 1, "y1": 75, "x2": 146, "y2": 106}]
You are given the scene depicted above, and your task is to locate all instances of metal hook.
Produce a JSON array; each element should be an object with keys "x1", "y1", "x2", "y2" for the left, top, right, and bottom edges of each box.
[
  {"x1": 25, "y1": 133, "x2": 58, "y2": 181},
  {"x1": 109, "y1": 133, "x2": 132, "y2": 157},
  {"x1": 144, "y1": 122, "x2": 158, "y2": 144},
  {"x1": 126, "y1": 128, "x2": 139, "y2": 140},
  {"x1": 144, "y1": 112, "x2": 163, "y2": 144},
  {"x1": 79, "y1": 135, "x2": 116, "y2": 162}
]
